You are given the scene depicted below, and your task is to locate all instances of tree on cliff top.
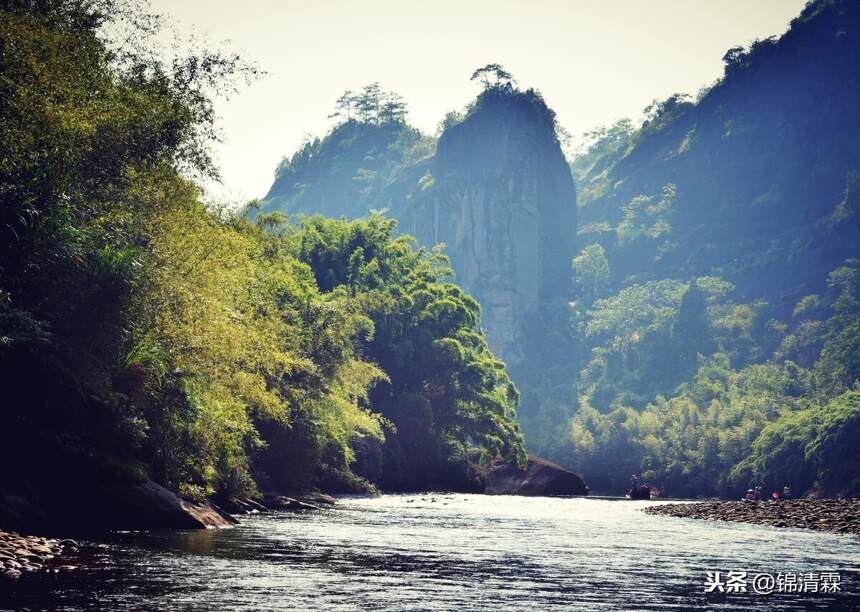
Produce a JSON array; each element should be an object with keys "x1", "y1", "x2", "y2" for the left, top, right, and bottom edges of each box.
[
  {"x1": 470, "y1": 63, "x2": 515, "y2": 90},
  {"x1": 330, "y1": 82, "x2": 408, "y2": 126}
]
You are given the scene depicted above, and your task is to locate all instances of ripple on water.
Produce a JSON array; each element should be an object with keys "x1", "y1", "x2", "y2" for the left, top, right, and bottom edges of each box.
[{"x1": 1, "y1": 495, "x2": 858, "y2": 611}]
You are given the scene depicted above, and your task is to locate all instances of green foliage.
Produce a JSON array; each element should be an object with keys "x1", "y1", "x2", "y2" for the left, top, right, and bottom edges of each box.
[
  {"x1": 0, "y1": 0, "x2": 519, "y2": 505},
  {"x1": 638, "y1": 94, "x2": 694, "y2": 141},
  {"x1": 740, "y1": 388, "x2": 860, "y2": 497},
  {"x1": 570, "y1": 119, "x2": 635, "y2": 207},
  {"x1": 436, "y1": 110, "x2": 464, "y2": 135},
  {"x1": 330, "y1": 82, "x2": 408, "y2": 126},
  {"x1": 804, "y1": 389, "x2": 860, "y2": 495},
  {"x1": 674, "y1": 280, "x2": 713, "y2": 369},
  {"x1": 0, "y1": 0, "x2": 275, "y2": 499},
  {"x1": 562, "y1": 259, "x2": 860, "y2": 496},
  {"x1": 830, "y1": 170, "x2": 860, "y2": 227},
  {"x1": 289, "y1": 216, "x2": 526, "y2": 488},
  {"x1": 557, "y1": 0, "x2": 860, "y2": 497},
  {"x1": 615, "y1": 184, "x2": 677, "y2": 258},
  {"x1": 264, "y1": 117, "x2": 434, "y2": 219},
  {"x1": 571, "y1": 244, "x2": 610, "y2": 305}
]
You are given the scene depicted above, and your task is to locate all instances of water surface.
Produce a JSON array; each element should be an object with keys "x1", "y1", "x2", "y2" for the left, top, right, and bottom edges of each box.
[{"x1": 2, "y1": 495, "x2": 858, "y2": 610}]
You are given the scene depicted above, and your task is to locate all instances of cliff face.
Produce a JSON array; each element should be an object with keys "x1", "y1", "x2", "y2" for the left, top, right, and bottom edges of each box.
[
  {"x1": 261, "y1": 87, "x2": 577, "y2": 366},
  {"x1": 393, "y1": 89, "x2": 576, "y2": 363}
]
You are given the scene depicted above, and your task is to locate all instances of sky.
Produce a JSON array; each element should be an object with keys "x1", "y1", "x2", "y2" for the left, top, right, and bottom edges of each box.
[{"x1": 145, "y1": 0, "x2": 808, "y2": 203}]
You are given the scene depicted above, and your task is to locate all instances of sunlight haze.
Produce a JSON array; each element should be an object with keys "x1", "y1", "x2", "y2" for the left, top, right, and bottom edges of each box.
[{"x1": 147, "y1": 0, "x2": 807, "y2": 202}]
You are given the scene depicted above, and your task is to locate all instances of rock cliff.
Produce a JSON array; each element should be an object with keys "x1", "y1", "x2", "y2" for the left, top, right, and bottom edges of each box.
[
  {"x1": 392, "y1": 88, "x2": 576, "y2": 363},
  {"x1": 261, "y1": 86, "x2": 577, "y2": 366}
]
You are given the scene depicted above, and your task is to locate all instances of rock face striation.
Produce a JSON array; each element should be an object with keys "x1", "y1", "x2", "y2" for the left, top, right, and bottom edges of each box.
[
  {"x1": 260, "y1": 87, "x2": 577, "y2": 367},
  {"x1": 393, "y1": 90, "x2": 576, "y2": 364}
]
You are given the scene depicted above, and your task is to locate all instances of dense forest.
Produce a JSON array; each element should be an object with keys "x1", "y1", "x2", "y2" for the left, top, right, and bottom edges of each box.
[
  {"x1": 559, "y1": 0, "x2": 860, "y2": 497},
  {"x1": 0, "y1": 0, "x2": 524, "y2": 527},
  {"x1": 2, "y1": 0, "x2": 858, "y2": 524},
  {"x1": 260, "y1": 0, "x2": 860, "y2": 498}
]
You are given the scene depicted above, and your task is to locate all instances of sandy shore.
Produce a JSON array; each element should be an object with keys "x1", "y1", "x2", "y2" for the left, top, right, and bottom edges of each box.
[{"x1": 643, "y1": 498, "x2": 860, "y2": 535}]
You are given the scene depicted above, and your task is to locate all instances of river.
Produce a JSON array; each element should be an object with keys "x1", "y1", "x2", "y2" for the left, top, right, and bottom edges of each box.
[{"x1": 2, "y1": 494, "x2": 858, "y2": 610}]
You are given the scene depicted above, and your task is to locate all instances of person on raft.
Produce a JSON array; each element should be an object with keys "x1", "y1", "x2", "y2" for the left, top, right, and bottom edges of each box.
[{"x1": 744, "y1": 486, "x2": 764, "y2": 501}]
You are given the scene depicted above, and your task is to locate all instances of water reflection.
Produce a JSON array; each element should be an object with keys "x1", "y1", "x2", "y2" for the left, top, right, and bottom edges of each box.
[{"x1": 1, "y1": 495, "x2": 858, "y2": 611}]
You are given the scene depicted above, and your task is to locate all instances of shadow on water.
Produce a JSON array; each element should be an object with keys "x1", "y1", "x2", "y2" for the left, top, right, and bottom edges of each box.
[{"x1": 1, "y1": 495, "x2": 858, "y2": 611}]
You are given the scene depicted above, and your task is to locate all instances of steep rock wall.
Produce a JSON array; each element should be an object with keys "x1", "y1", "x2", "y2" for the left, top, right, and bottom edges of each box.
[{"x1": 392, "y1": 90, "x2": 577, "y2": 363}]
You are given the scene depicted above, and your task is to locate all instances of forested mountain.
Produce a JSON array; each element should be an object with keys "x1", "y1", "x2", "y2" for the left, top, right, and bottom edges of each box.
[
  {"x1": 564, "y1": 0, "x2": 860, "y2": 496},
  {"x1": 3, "y1": 0, "x2": 856, "y2": 528},
  {"x1": 392, "y1": 82, "x2": 576, "y2": 363},
  {"x1": 261, "y1": 70, "x2": 576, "y2": 365},
  {"x1": 260, "y1": 0, "x2": 860, "y2": 498},
  {"x1": 259, "y1": 70, "x2": 579, "y2": 486},
  {"x1": 574, "y1": 0, "x2": 860, "y2": 302},
  {"x1": 263, "y1": 84, "x2": 434, "y2": 219}
]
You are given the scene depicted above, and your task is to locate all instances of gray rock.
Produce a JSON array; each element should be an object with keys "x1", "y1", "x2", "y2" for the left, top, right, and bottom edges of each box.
[
  {"x1": 394, "y1": 99, "x2": 576, "y2": 366},
  {"x1": 261, "y1": 494, "x2": 321, "y2": 511},
  {"x1": 484, "y1": 454, "x2": 589, "y2": 496}
]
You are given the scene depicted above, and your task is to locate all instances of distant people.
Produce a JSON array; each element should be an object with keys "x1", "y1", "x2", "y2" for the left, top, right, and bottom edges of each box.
[
  {"x1": 783, "y1": 485, "x2": 793, "y2": 499},
  {"x1": 771, "y1": 490, "x2": 781, "y2": 501},
  {"x1": 744, "y1": 489, "x2": 756, "y2": 501},
  {"x1": 754, "y1": 486, "x2": 763, "y2": 501},
  {"x1": 627, "y1": 474, "x2": 651, "y2": 499}
]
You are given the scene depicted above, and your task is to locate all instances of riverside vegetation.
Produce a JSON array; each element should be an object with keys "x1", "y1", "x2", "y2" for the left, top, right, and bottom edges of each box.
[
  {"x1": 1, "y1": 0, "x2": 859, "y2": 542},
  {"x1": 0, "y1": 0, "x2": 525, "y2": 532},
  {"x1": 259, "y1": 0, "x2": 860, "y2": 500}
]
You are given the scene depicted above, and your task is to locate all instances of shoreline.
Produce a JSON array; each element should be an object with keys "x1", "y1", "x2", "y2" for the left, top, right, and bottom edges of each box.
[
  {"x1": 643, "y1": 498, "x2": 860, "y2": 535},
  {"x1": 4, "y1": 495, "x2": 857, "y2": 581},
  {"x1": 0, "y1": 531, "x2": 80, "y2": 580}
]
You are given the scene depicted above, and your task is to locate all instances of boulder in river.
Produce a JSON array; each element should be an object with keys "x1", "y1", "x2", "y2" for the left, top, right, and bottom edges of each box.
[
  {"x1": 95, "y1": 480, "x2": 238, "y2": 529},
  {"x1": 484, "y1": 455, "x2": 589, "y2": 496}
]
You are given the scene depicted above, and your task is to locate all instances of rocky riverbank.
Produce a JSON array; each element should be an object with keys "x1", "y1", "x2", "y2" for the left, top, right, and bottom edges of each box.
[
  {"x1": 0, "y1": 531, "x2": 80, "y2": 580},
  {"x1": 644, "y1": 499, "x2": 860, "y2": 535},
  {"x1": 218, "y1": 492, "x2": 338, "y2": 514},
  {"x1": 0, "y1": 480, "x2": 238, "y2": 532},
  {"x1": 0, "y1": 491, "x2": 336, "y2": 581}
]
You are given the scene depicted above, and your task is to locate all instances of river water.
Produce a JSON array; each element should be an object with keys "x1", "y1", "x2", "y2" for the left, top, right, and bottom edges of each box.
[{"x1": 1, "y1": 494, "x2": 858, "y2": 610}]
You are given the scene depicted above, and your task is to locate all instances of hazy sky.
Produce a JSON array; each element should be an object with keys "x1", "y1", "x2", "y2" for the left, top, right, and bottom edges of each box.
[{"x1": 146, "y1": 0, "x2": 807, "y2": 202}]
